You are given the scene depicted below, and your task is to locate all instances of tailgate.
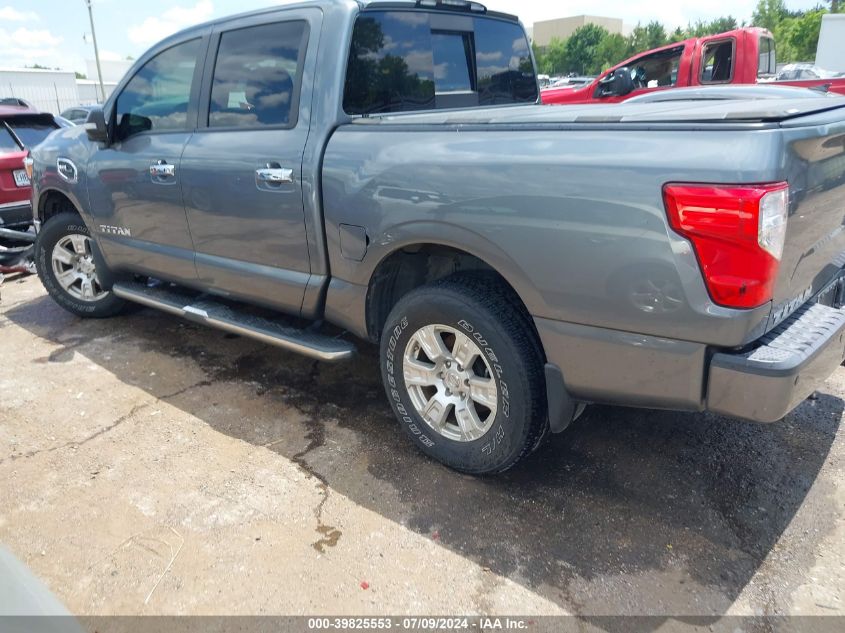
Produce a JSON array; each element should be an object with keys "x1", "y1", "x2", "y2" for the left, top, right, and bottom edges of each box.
[{"x1": 771, "y1": 114, "x2": 845, "y2": 328}]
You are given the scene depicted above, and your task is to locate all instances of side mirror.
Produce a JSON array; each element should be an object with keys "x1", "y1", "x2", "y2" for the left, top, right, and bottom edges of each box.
[
  {"x1": 84, "y1": 108, "x2": 109, "y2": 144},
  {"x1": 596, "y1": 67, "x2": 635, "y2": 98}
]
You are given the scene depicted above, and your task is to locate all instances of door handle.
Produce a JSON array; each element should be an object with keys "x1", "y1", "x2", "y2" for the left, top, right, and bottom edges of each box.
[
  {"x1": 255, "y1": 164, "x2": 293, "y2": 186},
  {"x1": 150, "y1": 160, "x2": 176, "y2": 179}
]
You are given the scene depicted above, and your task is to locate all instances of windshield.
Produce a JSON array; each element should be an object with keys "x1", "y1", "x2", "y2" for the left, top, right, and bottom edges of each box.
[{"x1": 5, "y1": 117, "x2": 59, "y2": 149}]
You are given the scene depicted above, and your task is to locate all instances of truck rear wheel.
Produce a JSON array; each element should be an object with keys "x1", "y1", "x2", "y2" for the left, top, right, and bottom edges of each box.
[
  {"x1": 380, "y1": 274, "x2": 548, "y2": 474},
  {"x1": 35, "y1": 212, "x2": 126, "y2": 318}
]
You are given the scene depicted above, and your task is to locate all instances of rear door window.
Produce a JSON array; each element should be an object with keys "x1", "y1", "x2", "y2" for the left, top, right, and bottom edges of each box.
[
  {"x1": 208, "y1": 20, "x2": 308, "y2": 129},
  {"x1": 343, "y1": 10, "x2": 537, "y2": 115}
]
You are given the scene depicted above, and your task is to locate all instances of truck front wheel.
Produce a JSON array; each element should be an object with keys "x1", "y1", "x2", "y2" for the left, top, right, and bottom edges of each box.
[
  {"x1": 380, "y1": 274, "x2": 548, "y2": 474},
  {"x1": 35, "y1": 212, "x2": 127, "y2": 318}
]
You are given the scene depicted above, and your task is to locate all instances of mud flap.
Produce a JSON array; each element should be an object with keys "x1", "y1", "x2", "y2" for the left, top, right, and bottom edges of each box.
[{"x1": 544, "y1": 363, "x2": 576, "y2": 434}]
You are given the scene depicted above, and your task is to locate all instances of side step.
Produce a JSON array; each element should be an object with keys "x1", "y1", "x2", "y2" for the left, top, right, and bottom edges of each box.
[{"x1": 112, "y1": 280, "x2": 356, "y2": 362}]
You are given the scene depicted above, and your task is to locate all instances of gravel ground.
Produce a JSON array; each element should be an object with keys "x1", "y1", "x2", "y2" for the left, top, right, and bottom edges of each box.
[{"x1": 1, "y1": 274, "x2": 843, "y2": 622}]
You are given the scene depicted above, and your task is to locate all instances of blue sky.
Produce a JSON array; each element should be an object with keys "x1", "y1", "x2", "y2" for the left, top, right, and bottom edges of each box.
[{"x1": 0, "y1": 0, "x2": 826, "y2": 75}]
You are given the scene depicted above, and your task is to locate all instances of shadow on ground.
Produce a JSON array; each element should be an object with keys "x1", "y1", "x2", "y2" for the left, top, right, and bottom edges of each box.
[{"x1": 7, "y1": 293, "x2": 843, "y2": 620}]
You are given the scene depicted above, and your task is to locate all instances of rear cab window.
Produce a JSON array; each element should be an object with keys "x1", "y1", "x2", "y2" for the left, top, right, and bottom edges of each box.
[
  {"x1": 758, "y1": 35, "x2": 776, "y2": 78},
  {"x1": 2, "y1": 116, "x2": 59, "y2": 151},
  {"x1": 343, "y1": 9, "x2": 537, "y2": 115},
  {"x1": 0, "y1": 126, "x2": 21, "y2": 154}
]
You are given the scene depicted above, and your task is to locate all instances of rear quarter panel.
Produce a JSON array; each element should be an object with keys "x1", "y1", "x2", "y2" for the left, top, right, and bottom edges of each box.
[
  {"x1": 770, "y1": 114, "x2": 845, "y2": 328},
  {"x1": 322, "y1": 123, "x2": 780, "y2": 347}
]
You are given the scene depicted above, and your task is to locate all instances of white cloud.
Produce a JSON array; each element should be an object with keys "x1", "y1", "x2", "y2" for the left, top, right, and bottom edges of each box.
[
  {"x1": 7, "y1": 27, "x2": 61, "y2": 48},
  {"x1": 127, "y1": 0, "x2": 214, "y2": 46},
  {"x1": 0, "y1": 6, "x2": 38, "y2": 22},
  {"x1": 0, "y1": 27, "x2": 64, "y2": 68},
  {"x1": 98, "y1": 49, "x2": 127, "y2": 62}
]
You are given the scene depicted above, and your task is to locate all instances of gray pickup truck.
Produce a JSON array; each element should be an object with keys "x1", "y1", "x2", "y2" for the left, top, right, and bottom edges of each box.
[{"x1": 28, "y1": 0, "x2": 845, "y2": 474}]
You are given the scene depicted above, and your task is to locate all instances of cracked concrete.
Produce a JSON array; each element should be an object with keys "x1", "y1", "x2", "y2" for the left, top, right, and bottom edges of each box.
[{"x1": 1, "y1": 275, "x2": 844, "y2": 621}]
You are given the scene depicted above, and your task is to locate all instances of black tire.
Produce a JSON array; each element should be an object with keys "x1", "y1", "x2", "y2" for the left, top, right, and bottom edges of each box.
[
  {"x1": 35, "y1": 212, "x2": 127, "y2": 318},
  {"x1": 380, "y1": 273, "x2": 548, "y2": 474}
]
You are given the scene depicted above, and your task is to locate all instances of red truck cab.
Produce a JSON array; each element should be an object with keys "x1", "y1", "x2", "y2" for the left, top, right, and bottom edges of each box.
[{"x1": 542, "y1": 27, "x2": 845, "y2": 105}]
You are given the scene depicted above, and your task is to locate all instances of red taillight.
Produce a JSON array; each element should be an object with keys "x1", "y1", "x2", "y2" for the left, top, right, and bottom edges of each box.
[{"x1": 663, "y1": 182, "x2": 790, "y2": 309}]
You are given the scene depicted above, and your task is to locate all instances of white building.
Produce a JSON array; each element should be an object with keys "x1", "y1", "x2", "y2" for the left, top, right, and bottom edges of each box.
[
  {"x1": 85, "y1": 58, "x2": 133, "y2": 84},
  {"x1": 76, "y1": 79, "x2": 119, "y2": 105},
  {"x1": 815, "y1": 14, "x2": 845, "y2": 73},
  {"x1": 0, "y1": 67, "x2": 80, "y2": 114},
  {"x1": 0, "y1": 63, "x2": 126, "y2": 114}
]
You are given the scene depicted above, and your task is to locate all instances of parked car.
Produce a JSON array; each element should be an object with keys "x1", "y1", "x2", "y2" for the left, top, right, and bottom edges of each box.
[
  {"x1": 28, "y1": 0, "x2": 845, "y2": 474},
  {"x1": 54, "y1": 115, "x2": 77, "y2": 128},
  {"x1": 776, "y1": 63, "x2": 845, "y2": 81},
  {"x1": 550, "y1": 76, "x2": 594, "y2": 88},
  {"x1": 542, "y1": 27, "x2": 845, "y2": 104},
  {"x1": 59, "y1": 105, "x2": 98, "y2": 125},
  {"x1": 626, "y1": 84, "x2": 839, "y2": 103},
  {"x1": 0, "y1": 105, "x2": 60, "y2": 231},
  {"x1": 0, "y1": 97, "x2": 34, "y2": 108}
]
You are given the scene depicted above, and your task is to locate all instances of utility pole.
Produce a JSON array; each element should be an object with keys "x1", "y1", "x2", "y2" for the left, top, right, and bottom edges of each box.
[{"x1": 84, "y1": 0, "x2": 106, "y2": 103}]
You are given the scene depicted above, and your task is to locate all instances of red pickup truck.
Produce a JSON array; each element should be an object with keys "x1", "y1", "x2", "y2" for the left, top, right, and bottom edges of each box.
[{"x1": 542, "y1": 27, "x2": 845, "y2": 105}]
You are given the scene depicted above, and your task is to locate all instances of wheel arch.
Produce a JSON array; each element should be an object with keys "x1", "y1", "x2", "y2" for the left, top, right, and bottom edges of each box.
[
  {"x1": 362, "y1": 228, "x2": 545, "y2": 346},
  {"x1": 36, "y1": 188, "x2": 87, "y2": 226}
]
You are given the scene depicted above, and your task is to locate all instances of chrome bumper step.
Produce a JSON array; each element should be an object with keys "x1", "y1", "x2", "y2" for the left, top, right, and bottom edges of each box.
[{"x1": 112, "y1": 280, "x2": 356, "y2": 362}]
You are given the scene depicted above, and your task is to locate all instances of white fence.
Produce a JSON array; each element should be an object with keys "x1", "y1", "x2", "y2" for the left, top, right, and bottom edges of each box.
[{"x1": 0, "y1": 69, "x2": 116, "y2": 115}]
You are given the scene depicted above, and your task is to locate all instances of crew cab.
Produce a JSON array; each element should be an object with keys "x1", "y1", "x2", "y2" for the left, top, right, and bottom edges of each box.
[
  {"x1": 542, "y1": 27, "x2": 845, "y2": 105},
  {"x1": 28, "y1": 0, "x2": 845, "y2": 474}
]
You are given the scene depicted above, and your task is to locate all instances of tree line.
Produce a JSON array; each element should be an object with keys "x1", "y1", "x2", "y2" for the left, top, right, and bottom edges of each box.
[{"x1": 533, "y1": 0, "x2": 843, "y2": 76}]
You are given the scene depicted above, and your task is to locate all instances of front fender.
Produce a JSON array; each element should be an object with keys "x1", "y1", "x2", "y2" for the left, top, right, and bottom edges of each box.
[{"x1": 31, "y1": 125, "x2": 95, "y2": 228}]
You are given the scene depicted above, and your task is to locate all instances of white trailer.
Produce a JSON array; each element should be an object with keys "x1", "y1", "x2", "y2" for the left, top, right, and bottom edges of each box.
[{"x1": 816, "y1": 14, "x2": 845, "y2": 74}]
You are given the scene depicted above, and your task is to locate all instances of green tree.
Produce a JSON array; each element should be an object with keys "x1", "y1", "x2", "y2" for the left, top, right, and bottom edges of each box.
[
  {"x1": 752, "y1": 0, "x2": 788, "y2": 31},
  {"x1": 539, "y1": 37, "x2": 568, "y2": 74},
  {"x1": 564, "y1": 24, "x2": 608, "y2": 75},
  {"x1": 594, "y1": 33, "x2": 629, "y2": 73},
  {"x1": 627, "y1": 21, "x2": 668, "y2": 55},
  {"x1": 775, "y1": 9, "x2": 828, "y2": 62}
]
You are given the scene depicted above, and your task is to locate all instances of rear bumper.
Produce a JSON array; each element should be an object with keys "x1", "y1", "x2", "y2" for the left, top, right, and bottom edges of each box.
[
  {"x1": 0, "y1": 200, "x2": 32, "y2": 228},
  {"x1": 707, "y1": 302, "x2": 845, "y2": 422},
  {"x1": 536, "y1": 291, "x2": 845, "y2": 424}
]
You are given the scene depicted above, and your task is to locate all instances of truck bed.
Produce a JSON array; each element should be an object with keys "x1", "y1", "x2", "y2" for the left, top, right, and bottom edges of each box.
[
  {"x1": 333, "y1": 98, "x2": 845, "y2": 344},
  {"x1": 358, "y1": 97, "x2": 845, "y2": 126}
]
